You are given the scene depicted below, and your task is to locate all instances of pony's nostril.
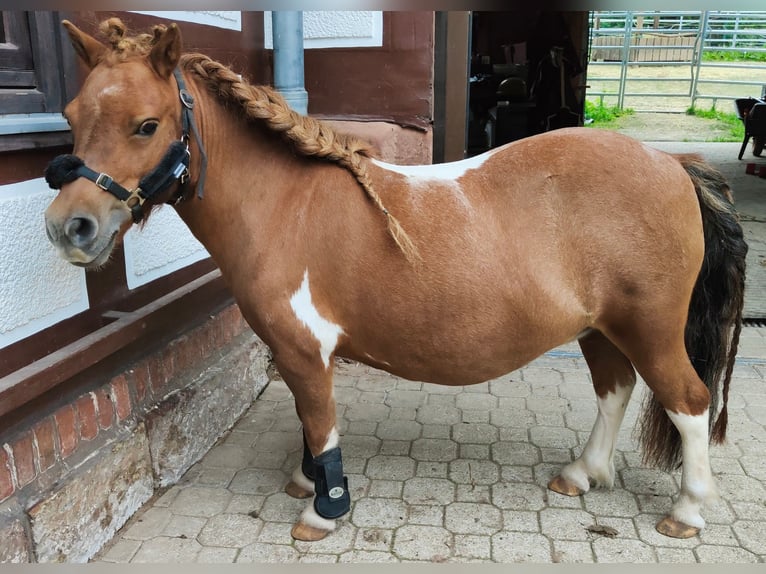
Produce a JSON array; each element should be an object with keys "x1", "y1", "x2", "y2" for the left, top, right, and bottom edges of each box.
[{"x1": 64, "y1": 216, "x2": 99, "y2": 248}]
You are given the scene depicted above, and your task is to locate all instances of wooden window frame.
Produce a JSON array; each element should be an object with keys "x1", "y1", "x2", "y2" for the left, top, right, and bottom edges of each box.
[{"x1": 0, "y1": 11, "x2": 77, "y2": 152}]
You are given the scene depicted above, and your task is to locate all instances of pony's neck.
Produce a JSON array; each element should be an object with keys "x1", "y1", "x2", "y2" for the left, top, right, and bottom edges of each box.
[{"x1": 171, "y1": 70, "x2": 302, "y2": 271}]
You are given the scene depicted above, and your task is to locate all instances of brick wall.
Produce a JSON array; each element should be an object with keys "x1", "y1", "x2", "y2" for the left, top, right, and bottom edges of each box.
[{"x1": 0, "y1": 303, "x2": 272, "y2": 562}]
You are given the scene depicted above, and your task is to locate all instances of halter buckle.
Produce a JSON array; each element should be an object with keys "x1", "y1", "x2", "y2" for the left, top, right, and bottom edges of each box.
[
  {"x1": 126, "y1": 188, "x2": 146, "y2": 209},
  {"x1": 179, "y1": 89, "x2": 194, "y2": 109},
  {"x1": 96, "y1": 173, "x2": 114, "y2": 191}
]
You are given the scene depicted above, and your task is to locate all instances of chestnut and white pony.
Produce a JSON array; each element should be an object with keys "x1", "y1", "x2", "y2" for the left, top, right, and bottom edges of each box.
[{"x1": 44, "y1": 20, "x2": 747, "y2": 542}]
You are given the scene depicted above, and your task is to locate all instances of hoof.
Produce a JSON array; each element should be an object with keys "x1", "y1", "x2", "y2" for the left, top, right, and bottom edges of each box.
[
  {"x1": 656, "y1": 516, "x2": 700, "y2": 539},
  {"x1": 291, "y1": 521, "x2": 331, "y2": 541},
  {"x1": 285, "y1": 480, "x2": 314, "y2": 499},
  {"x1": 548, "y1": 475, "x2": 585, "y2": 497}
]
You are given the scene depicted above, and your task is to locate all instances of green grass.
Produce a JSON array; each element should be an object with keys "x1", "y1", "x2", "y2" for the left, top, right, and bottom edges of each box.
[
  {"x1": 686, "y1": 105, "x2": 745, "y2": 141},
  {"x1": 702, "y1": 50, "x2": 766, "y2": 63},
  {"x1": 584, "y1": 99, "x2": 635, "y2": 125}
]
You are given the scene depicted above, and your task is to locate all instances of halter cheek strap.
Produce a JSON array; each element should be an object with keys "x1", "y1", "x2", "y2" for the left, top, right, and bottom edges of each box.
[{"x1": 43, "y1": 67, "x2": 208, "y2": 223}]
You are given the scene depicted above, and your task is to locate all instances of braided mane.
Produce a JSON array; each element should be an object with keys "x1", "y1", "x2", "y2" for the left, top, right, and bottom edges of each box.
[{"x1": 94, "y1": 18, "x2": 418, "y2": 263}]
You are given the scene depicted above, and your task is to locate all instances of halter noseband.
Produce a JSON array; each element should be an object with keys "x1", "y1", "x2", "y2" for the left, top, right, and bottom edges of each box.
[{"x1": 44, "y1": 68, "x2": 208, "y2": 223}]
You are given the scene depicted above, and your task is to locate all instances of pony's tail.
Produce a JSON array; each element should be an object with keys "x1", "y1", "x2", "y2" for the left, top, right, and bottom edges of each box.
[{"x1": 640, "y1": 154, "x2": 748, "y2": 471}]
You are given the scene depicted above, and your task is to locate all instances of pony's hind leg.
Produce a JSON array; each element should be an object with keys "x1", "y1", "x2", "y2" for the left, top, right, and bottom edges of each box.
[
  {"x1": 549, "y1": 331, "x2": 636, "y2": 496},
  {"x1": 612, "y1": 325, "x2": 718, "y2": 539}
]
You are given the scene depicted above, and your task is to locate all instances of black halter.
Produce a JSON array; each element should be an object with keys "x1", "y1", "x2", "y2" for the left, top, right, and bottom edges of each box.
[{"x1": 44, "y1": 68, "x2": 208, "y2": 223}]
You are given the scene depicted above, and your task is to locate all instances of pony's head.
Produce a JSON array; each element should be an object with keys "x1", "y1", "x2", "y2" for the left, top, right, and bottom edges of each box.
[{"x1": 44, "y1": 19, "x2": 188, "y2": 268}]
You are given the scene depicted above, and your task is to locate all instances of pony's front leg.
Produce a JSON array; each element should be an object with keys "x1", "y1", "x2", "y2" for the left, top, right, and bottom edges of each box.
[{"x1": 277, "y1": 359, "x2": 349, "y2": 542}]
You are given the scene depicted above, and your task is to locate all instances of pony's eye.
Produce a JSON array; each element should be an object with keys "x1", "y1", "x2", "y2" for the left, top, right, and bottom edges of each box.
[{"x1": 137, "y1": 120, "x2": 159, "y2": 136}]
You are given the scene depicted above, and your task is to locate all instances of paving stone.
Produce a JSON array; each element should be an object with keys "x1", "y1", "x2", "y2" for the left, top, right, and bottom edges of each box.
[
  {"x1": 552, "y1": 540, "x2": 595, "y2": 563},
  {"x1": 620, "y1": 468, "x2": 678, "y2": 497},
  {"x1": 501, "y1": 509, "x2": 540, "y2": 532},
  {"x1": 731, "y1": 501, "x2": 766, "y2": 521},
  {"x1": 163, "y1": 514, "x2": 207, "y2": 539},
  {"x1": 488, "y1": 378, "x2": 530, "y2": 398},
  {"x1": 451, "y1": 423, "x2": 498, "y2": 444},
  {"x1": 294, "y1": 522, "x2": 356, "y2": 554},
  {"x1": 695, "y1": 544, "x2": 760, "y2": 563},
  {"x1": 354, "y1": 527, "x2": 394, "y2": 551},
  {"x1": 392, "y1": 525, "x2": 452, "y2": 561},
  {"x1": 654, "y1": 547, "x2": 697, "y2": 563},
  {"x1": 449, "y1": 459, "x2": 500, "y2": 486},
  {"x1": 454, "y1": 534, "x2": 491, "y2": 559},
  {"x1": 592, "y1": 538, "x2": 656, "y2": 563},
  {"x1": 409, "y1": 505, "x2": 444, "y2": 526},
  {"x1": 460, "y1": 444, "x2": 490, "y2": 460},
  {"x1": 345, "y1": 403, "x2": 390, "y2": 422},
  {"x1": 500, "y1": 465, "x2": 535, "y2": 484},
  {"x1": 416, "y1": 461, "x2": 449, "y2": 478},
  {"x1": 385, "y1": 390, "x2": 428, "y2": 408},
  {"x1": 99, "y1": 539, "x2": 141, "y2": 563},
  {"x1": 492, "y1": 482, "x2": 547, "y2": 511},
  {"x1": 340, "y1": 550, "x2": 399, "y2": 562},
  {"x1": 376, "y1": 420, "x2": 422, "y2": 441},
  {"x1": 352, "y1": 498, "x2": 408, "y2": 528},
  {"x1": 461, "y1": 409, "x2": 490, "y2": 424},
  {"x1": 402, "y1": 477, "x2": 456, "y2": 505},
  {"x1": 226, "y1": 494, "x2": 266, "y2": 516},
  {"x1": 416, "y1": 404, "x2": 461, "y2": 425},
  {"x1": 492, "y1": 532, "x2": 552, "y2": 562},
  {"x1": 122, "y1": 507, "x2": 173, "y2": 540},
  {"x1": 229, "y1": 468, "x2": 288, "y2": 496},
  {"x1": 445, "y1": 502, "x2": 502, "y2": 535},
  {"x1": 195, "y1": 467, "x2": 237, "y2": 487},
  {"x1": 455, "y1": 393, "x2": 497, "y2": 411},
  {"x1": 456, "y1": 484, "x2": 492, "y2": 504},
  {"x1": 529, "y1": 426, "x2": 579, "y2": 449},
  {"x1": 379, "y1": 440, "x2": 412, "y2": 456},
  {"x1": 717, "y1": 474, "x2": 766, "y2": 503},
  {"x1": 540, "y1": 508, "x2": 596, "y2": 541},
  {"x1": 411, "y1": 438, "x2": 458, "y2": 462},
  {"x1": 236, "y1": 543, "x2": 299, "y2": 563},
  {"x1": 583, "y1": 488, "x2": 640, "y2": 517},
  {"x1": 492, "y1": 442, "x2": 540, "y2": 466},
  {"x1": 131, "y1": 536, "x2": 202, "y2": 563},
  {"x1": 195, "y1": 547, "x2": 238, "y2": 563},
  {"x1": 256, "y1": 522, "x2": 295, "y2": 543},
  {"x1": 366, "y1": 455, "x2": 416, "y2": 480},
  {"x1": 421, "y1": 424, "x2": 452, "y2": 439},
  {"x1": 368, "y1": 479, "x2": 404, "y2": 498},
  {"x1": 732, "y1": 520, "x2": 766, "y2": 554},
  {"x1": 299, "y1": 554, "x2": 339, "y2": 563},
  {"x1": 389, "y1": 407, "x2": 418, "y2": 421},
  {"x1": 257, "y1": 492, "x2": 307, "y2": 523},
  {"x1": 198, "y1": 513, "x2": 263, "y2": 548}
]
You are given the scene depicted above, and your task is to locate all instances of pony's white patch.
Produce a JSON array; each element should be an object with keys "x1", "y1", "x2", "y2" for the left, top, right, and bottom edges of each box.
[
  {"x1": 299, "y1": 498, "x2": 337, "y2": 532},
  {"x1": 98, "y1": 85, "x2": 122, "y2": 98},
  {"x1": 291, "y1": 465, "x2": 314, "y2": 493},
  {"x1": 289, "y1": 270, "x2": 344, "y2": 368},
  {"x1": 322, "y1": 427, "x2": 340, "y2": 453},
  {"x1": 561, "y1": 382, "x2": 634, "y2": 491},
  {"x1": 371, "y1": 149, "x2": 495, "y2": 181},
  {"x1": 666, "y1": 409, "x2": 717, "y2": 528}
]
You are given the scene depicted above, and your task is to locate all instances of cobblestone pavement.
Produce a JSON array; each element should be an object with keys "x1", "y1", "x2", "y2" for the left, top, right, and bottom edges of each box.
[{"x1": 94, "y1": 326, "x2": 766, "y2": 563}]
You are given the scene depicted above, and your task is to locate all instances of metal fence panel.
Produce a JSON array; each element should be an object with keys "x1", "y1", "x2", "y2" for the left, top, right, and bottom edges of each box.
[{"x1": 587, "y1": 10, "x2": 766, "y2": 112}]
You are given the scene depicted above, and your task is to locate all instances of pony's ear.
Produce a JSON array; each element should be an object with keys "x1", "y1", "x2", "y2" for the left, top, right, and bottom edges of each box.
[
  {"x1": 62, "y1": 20, "x2": 106, "y2": 69},
  {"x1": 149, "y1": 23, "x2": 182, "y2": 78}
]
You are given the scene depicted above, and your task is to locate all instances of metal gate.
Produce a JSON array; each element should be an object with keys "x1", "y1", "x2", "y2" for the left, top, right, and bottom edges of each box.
[{"x1": 587, "y1": 11, "x2": 766, "y2": 112}]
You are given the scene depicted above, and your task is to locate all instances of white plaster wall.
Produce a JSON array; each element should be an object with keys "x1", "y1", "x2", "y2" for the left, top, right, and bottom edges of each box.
[
  {"x1": 264, "y1": 11, "x2": 383, "y2": 49},
  {"x1": 130, "y1": 11, "x2": 241, "y2": 31},
  {"x1": 123, "y1": 207, "x2": 209, "y2": 290},
  {"x1": 0, "y1": 178, "x2": 88, "y2": 349}
]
